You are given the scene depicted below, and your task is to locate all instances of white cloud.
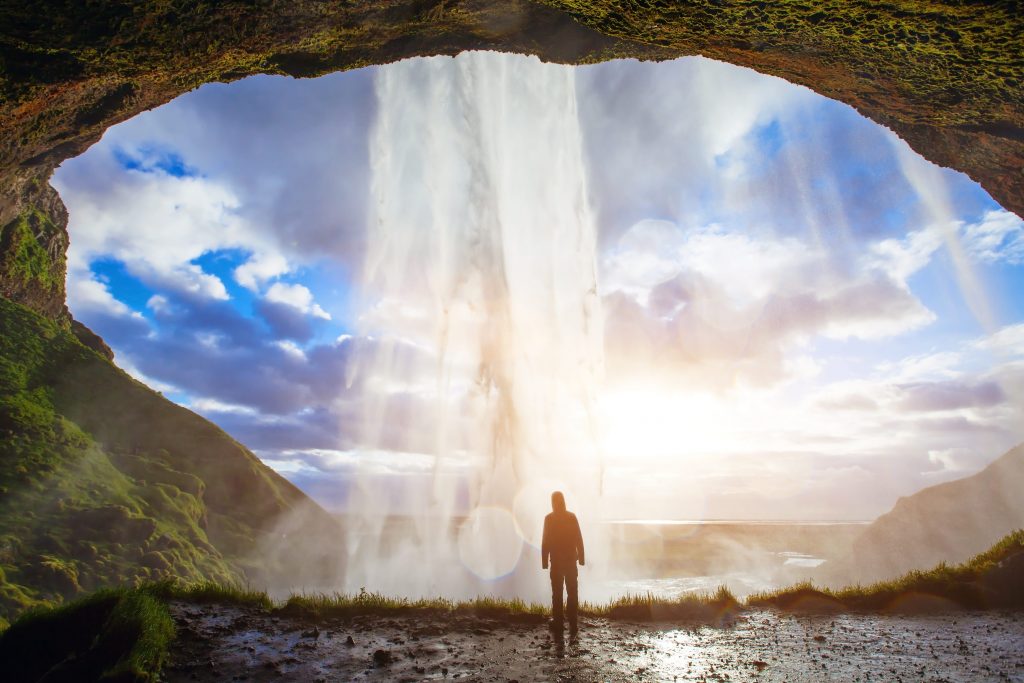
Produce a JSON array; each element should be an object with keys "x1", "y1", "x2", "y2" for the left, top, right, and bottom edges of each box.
[
  {"x1": 601, "y1": 220, "x2": 935, "y2": 389},
  {"x1": 235, "y1": 251, "x2": 290, "y2": 290},
  {"x1": 146, "y1": 294, "x2": 170, "y2": 314},
  {"x1": 576, "y1": 57, "x2": 817, "y2": 245},
  {"x1": 265, "y1": 282, "x2": 331, "y2": 319},
  {"x1": 188, "y1": 397, "x2": 259, "y2": 416},
  {"x1": 68, "y1": 275, "x2": 141, "y2": 318},
  {"x1": 879, "y1": 351, "x2": 963, "y2": 382},
  {"x1": 55, "y1": 160, "x2": 253, "y2": 299},
  {"x1": 867, "y1": 210, "x2": 1023, "y2": 287},
  {"x1": 975, "y1": 323, "x2": 1024, "y2": 358},
  {"x1": 168, "y1": 263, "x2": 229, "y2": 300},
  {"x1": 868, "y1": 224, "x2": 945, "y2": 280},
  {"x1": 962, "y1": 209, "x2": 1024, "y2": 265},
  {"x1": 275, "y1": 339, "x2": 307, "y2": 359}
]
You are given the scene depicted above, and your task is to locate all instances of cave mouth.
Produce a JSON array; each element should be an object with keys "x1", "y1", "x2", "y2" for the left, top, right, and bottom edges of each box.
[{"x1": 52, "y1": 51, "x2": 1023, "y2": 593}]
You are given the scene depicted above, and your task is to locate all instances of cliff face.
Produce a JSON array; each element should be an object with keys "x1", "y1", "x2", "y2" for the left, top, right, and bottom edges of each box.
[
  {"x1": 834, "y1": 445, "x2": 1024, "y2": 584},
  {"x1": 0, "y1": 296, "x2": 344, "y2": 624},
  {"x1": 1, "y1": 0, "x2": 1022, "y2": 322}
]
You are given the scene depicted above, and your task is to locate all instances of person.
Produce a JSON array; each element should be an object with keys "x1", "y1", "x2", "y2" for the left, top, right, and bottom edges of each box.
[{"x1": 541, "y1": 490, "x2": 585, "y2": 633}]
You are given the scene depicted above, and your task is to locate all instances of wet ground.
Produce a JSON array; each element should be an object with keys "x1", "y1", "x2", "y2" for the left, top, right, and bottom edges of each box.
[{"x1": 164, "y1": 602, "x2": 1024, "y2": 682}]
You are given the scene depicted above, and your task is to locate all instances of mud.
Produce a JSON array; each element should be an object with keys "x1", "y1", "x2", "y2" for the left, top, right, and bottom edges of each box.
[{"x1": 164, "y1": 602, "x2": 1024, "y2": 682}]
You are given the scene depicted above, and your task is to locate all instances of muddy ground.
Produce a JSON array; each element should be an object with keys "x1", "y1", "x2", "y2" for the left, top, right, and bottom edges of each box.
[{"x1": 164, "y1": 602, "x2": 1024, "y2": 682}]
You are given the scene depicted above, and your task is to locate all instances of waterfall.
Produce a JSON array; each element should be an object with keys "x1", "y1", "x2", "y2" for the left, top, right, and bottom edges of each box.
[{"x1": 343, "y1": 52, "x2": 605, "y2": 599}]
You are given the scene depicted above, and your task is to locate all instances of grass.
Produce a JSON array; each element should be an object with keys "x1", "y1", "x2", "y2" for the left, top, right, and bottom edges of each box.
[
  {"x1": 0, "y1": 208, "x2": 62, "y2": 295},
  {"x1": 280, "y1": 588, "x2": 550, "y2": 621},
  {"x1": 1, "y1": 531, "x2": 1019, "y2": 681},
  {"x1": 134, "y1": 529, "x2": 1024, "y2": 622},
  {"x1": 0, "y1": 292, "x2": 342, "y2": 626},
  {"x1": 147, "y1": 579, "x2": 273, "y2": 610},
  {"x1": 0, "y1": 585, "x2": 174, "y2": 683},
  {"x1": 587, "y1": 586, "x2": 741, "y2": 623},
  {"x1": 540, "y1": 0, "x2": 1023, "y2": 116},
  {"x1": 0, "y1": 295, "x2": 242, "y2": 621},
  {"x1": 749, "y1": 528, "x2": 1024, "y2": 612}
]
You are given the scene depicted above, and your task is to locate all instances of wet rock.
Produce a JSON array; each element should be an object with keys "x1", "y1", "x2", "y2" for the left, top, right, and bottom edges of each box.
[
  {"x1": 301, "y1": 626, "x2": 320, "y2": 639},
  {"x1": 373, "y1": 649, "x2": 392, "y2": 667}
]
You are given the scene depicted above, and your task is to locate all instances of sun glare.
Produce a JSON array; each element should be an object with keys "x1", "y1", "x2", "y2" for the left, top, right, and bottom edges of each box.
[{"x1": 599, "y1": 387, "x2": 734, "y2": 462}]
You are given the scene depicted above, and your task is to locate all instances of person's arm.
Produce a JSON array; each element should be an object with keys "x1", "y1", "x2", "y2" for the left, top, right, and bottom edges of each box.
[
  {"x1": 541, "y1": 516, "x2": 550, "y2": 569},
  {"x1": 574, "y1": 515, "x2": 585, "y2": 566}
]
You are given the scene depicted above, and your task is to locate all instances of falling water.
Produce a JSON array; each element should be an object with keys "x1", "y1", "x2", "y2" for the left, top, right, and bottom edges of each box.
[{"x1": 344, "y1": 52, "x2": 606, "y2": 600}]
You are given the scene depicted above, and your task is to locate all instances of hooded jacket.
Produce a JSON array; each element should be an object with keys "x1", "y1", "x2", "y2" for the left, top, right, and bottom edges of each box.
[{"x1": 542, "y1": 508, "x2": 585, "y2": 569}]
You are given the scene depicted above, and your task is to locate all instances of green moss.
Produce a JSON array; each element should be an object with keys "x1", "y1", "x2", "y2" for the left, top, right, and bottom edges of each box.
[
  {"x1": 148, "y1": 578, "x2": 274, "y2": 610},
  {"x1": 0, "y1": 297, "x2": 241, "y2": 620},
  {"x1": 0, "y1": 295, "x2": 336, "y2": 624},
  {"x1": 539, "y1": 0, "x2": 1022, "y2": 123},
  {"x1": 0, "y1": 586, "x2": 174, "y2": 682},
  {"x1": 749, "y1": 529, "x2": 1024, "y2": 611},
  {"x1": 0, "y1": 208, "x2": 61, "y2": 293}
]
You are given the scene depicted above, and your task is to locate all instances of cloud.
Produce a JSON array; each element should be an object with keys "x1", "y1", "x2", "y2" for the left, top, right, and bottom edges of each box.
[
  {"x1": 72, "y1": 273, "x2": 451, "y2": 461},
  {"x1": 601, "y1": 221, "x2": 935, "y2": 390},
  {"x1": 57, "y1": 70, "x2": 375, "y2": 273},
  {"x1": 878, "y1": 351, "x2": 964, "y2": 382},
  {"x1": 976, "y1": 323, "x2": 1024, "y2": 357},
  {"x1": 265, "y1": 282, "x2": 330, "y2": 319},
  {"x1": 896, "y1": 379, "x2": 1006, "y2": 412},
  {"x1": 576, "y1": 57, "x2": 817, "y2": 245},
  {"x1": 54, "y1": 159, "x2": 246, "y2": 299},
  {"x1": 962, "y1": 210, "x2": 1024, "y2": 265},
  {"x1": 815, "y1": 391, "x2": 879, "y2": 412},
  {"x1": 234, "y1": 252, "x2": 289, "y2": 290},
  {"x1": 869, "y1": 224, "x2": 945, "y2": 280},
  {"x1": 68, "y1": 275, "x2": 140, "y2": 318}
]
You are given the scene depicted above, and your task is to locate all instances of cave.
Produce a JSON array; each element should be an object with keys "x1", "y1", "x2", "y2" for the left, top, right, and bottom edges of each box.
[
  {"x1": 0, "y1": 0, "x2": 1022, "y2": 658},
  {"x1": 2, "y1": 1, "x2": 1022, "y2": 325}
]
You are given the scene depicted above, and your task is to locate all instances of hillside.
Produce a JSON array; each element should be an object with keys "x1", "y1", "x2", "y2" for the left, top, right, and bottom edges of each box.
[
  {"x1": 830, "y1": 444, "x2": 1024, "y2": 584},
  {"x1": 0, "y1": 296, "x2": 344, "y2": 626}
]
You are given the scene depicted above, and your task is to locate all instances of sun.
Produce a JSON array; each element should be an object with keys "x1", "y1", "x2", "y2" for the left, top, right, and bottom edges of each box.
[{"x1": 598, "y1": 386, "x2": 735, "y2": 463}]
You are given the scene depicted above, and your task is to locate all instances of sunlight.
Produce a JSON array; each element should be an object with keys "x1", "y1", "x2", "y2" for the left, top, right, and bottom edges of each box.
[{"x1": 599, "y1": 387, "x2": 732, "y2": 462}]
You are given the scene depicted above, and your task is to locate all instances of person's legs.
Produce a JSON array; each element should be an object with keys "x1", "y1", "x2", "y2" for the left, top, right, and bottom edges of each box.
[
  {"x1": 565, "y1": 567, "x2": 579, "y2": 632},
  {"x1": 550, "y1": 568, "x2": 565, "y2": 628}
]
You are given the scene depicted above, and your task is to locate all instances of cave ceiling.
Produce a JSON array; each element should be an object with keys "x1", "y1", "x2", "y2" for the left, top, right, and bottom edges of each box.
[{"x1": 0, "y1": 0, "x2": 1021, "y2": 318}]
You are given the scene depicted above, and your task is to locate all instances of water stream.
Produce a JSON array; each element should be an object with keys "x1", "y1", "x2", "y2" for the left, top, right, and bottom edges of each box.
[{"x1": 343, "y1": 52, "x2": 606, "y2": 601}]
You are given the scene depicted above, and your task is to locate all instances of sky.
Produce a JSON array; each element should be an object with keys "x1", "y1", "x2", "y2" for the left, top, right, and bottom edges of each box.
[{"x1": 53, "y1": 53, "x2": 1024, "y2": 521}]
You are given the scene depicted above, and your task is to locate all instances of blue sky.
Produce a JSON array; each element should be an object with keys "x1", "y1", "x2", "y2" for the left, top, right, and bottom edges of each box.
[{"x1": 53, "y1": 54, "x2": 1024, "y2": 521}]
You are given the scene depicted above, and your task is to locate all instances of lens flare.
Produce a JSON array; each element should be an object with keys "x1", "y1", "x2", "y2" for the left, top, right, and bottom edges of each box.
[{"x1": 457, "y1": 506, "x2": 523, "y2": 580}]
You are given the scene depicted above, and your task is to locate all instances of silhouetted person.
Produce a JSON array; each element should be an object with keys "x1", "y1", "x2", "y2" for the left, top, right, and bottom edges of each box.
[{"x1": 541, "y1": 490, "x2": 584, "y2": 633}]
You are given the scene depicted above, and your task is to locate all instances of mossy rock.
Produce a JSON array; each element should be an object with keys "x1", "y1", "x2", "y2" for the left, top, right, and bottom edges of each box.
[
  {"x1": 0, "y1": 296, "x2": 342, "y2": 624},
  {"x1": 139, "y1": 552, "x2": 170, "y2": 572},
  {"x1": 29, "y1": 555, "x2": 81, "y2": 595}
]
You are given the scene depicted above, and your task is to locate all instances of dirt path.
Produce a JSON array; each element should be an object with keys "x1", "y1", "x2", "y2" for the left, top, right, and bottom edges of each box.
[{"x1": 164, "y1": 602, "x2": 1024, "y2": 682}]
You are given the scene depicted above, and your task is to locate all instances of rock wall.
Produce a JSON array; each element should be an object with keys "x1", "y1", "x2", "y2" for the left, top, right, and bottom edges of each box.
[
  {"x1": 1, "y1": 0, "x2": 1021, "y2": 321},
  {"x1": 829, "y1": 445, "x2": 1024, "y2": 584}
]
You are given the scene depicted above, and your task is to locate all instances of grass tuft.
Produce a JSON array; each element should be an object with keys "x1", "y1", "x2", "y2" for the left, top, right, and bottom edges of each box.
[
  {"x1": 279, "y1": 588, "x2": 548, "y2": 620},
  {"x1": 748, "y1": 529, "x2": 1024, "y2": 612},
  {"x1": 0, "y1": 586, "x2": 173, "y2": 682},
  {"x1": 586, "y1": 585, "x2": 740, "y2": 623},
  {"x1": 146, "y1": 578, "x2": 273, "y2": 609}
]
